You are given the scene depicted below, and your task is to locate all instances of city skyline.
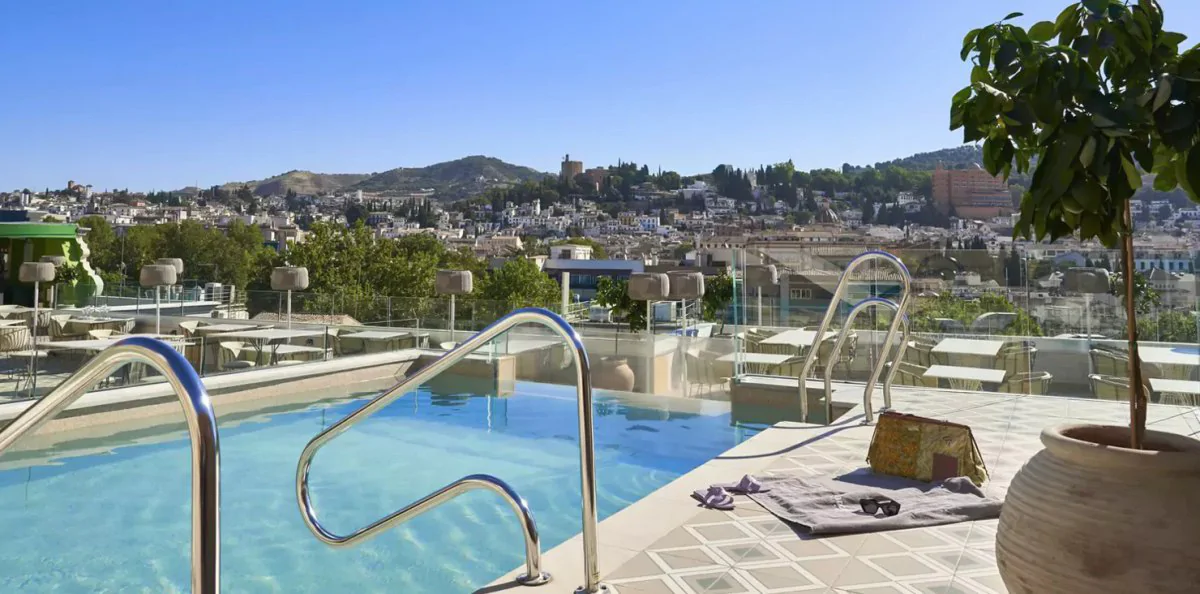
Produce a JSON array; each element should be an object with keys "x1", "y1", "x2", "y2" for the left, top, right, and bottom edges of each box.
[{"x1": 4, "y1": 0, "x2": 1200, "y2": 191}]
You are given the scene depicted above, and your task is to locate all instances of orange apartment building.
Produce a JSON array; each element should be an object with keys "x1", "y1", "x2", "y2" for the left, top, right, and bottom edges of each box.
[{"x1": 932, "y1": 162, "x2": 1014, "y2": 219}]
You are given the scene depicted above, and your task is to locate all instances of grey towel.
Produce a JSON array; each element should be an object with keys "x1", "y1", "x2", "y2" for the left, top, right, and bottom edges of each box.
[{"x1": 747, "y1": 471, "x2": 1002, "y2": 535}]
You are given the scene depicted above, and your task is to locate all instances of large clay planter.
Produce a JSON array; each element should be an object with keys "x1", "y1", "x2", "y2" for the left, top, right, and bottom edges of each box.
[
  {"x1": 593, "y1": 357, "x2": 635, "y2": 392},
  {"x1": 996, "y1": 424, "x2": 1200, "y2": 593}
]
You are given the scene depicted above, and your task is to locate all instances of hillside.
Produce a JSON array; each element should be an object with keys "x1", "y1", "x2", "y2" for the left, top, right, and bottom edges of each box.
[
  {"x1": 220, "y1": 171, "x2": 370, "y2": 196},
  {"x1": 351, "y1": 155, "x2": 546, "y2": 194},
  {"x1": 871, "y1": 145, "x2": 984, "y2": 171}
]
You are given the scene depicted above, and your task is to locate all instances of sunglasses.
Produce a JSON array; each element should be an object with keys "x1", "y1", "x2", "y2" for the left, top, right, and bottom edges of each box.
[{"x1": 860, "y1": 497, "x2": 901, "y2": 516}]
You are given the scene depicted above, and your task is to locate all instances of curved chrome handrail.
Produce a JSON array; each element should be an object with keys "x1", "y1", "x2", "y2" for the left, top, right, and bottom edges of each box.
[
  {"x1": 796, "y1": 251, "x2": 912, "y2": 423},
  {"x1": 296, "y1": 307, "x2": 601, "y2": 591},
  {"x1": 0, "y1": 336, "x2": 220, "y2": 594},
  {"x1": 821, "y1": 297, "x2": 910, "y2": 424}
]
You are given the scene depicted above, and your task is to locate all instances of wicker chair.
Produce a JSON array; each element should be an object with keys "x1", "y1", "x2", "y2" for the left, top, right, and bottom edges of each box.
[
  {"x1": 87, "y1": 329, "x2": 116, "y2": 340},
  {"x1": 999, "y1": 371, "x2": 1054, "y2": 395},
  {"x1": 178, "y1": 320, "x2": 200, "y2": 338},
  {"x1": 217, "y1": 341, "x2": 257, "y2": 371},
  {"x1": 1089, "y1": 374, "x2": 1129, "y2": 400},
  {"x1": 814, "y1": 332, "x2": 856, "y2": 379},
  {"x1": 996, "y1": 344, "x2": 1038, "y2": 376},
  {"x1": 887, "y1": 360, "x2": 939, "y2": 388},
  {"x1": 48, "y1": 315, "x2": 84, "y2": 341}
]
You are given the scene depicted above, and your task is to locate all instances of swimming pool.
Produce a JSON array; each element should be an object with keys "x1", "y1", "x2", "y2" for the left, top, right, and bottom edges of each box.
[{"x1": 0, "y1": 382, "x2": 761, "y2": 592}]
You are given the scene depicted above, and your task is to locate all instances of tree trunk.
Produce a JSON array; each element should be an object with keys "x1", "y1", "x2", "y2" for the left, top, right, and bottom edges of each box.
[{"x1": 1121, "y1": 201, "x2": 1148, "y2": 449}]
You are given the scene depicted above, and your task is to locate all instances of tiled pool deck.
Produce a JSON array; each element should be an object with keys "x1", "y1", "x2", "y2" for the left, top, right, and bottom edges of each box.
[{"x1": 489, "y1": 384, "x2": 1200, "y2": 594}]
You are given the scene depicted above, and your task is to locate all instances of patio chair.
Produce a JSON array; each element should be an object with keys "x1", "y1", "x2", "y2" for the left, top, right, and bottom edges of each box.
[
  {"x1": 49, "y1": 315, "x2": 84, "y2": 341},
  {"x1": 999, "y1": 371, "x2": 1054, "y2": 395},
  {"x1": 995, "y1": 344, "x2": 1038, "y2": 376},
  {"x1": 886, "y1": 361, "x2": 939, "y2": 388},
  {"x1": 1089, "y1": 348, "x2": 1161, "y2": 378},
  {"x1": 216, "y1": 341, "x2": 257, "y2": 371},
  {"x1": 814, "y1": 332, "x2": 856, "y2": 379},
  {"x1": 903, "y1": 339, "x2": 936, "y2": 366},
  {"x1": 1089, "y1": 374, "x2": 1129, "y2": 401},
  {"x1": 178, "y1": 320, "x2": 200, "y2": 338},
  {"x1": 684, "y1": 351, "x2": 725, "y2": 397}
]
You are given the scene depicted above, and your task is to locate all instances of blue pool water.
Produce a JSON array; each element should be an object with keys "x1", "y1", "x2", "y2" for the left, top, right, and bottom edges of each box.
[{"x1": 0, "y1": 382, "x2": 761, "y2": 592}]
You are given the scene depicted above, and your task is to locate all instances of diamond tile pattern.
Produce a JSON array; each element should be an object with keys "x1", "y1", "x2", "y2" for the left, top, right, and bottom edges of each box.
[{"x1": 604, "y1": 388, "x2": 1199, "y2": 593}]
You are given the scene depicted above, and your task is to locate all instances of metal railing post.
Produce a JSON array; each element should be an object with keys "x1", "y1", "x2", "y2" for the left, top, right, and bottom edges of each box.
[
  {"x1": 821, "y1": 297, "x2": 910, "y2": 424},
  {"x1": 795, "y1": 251, "x2": 912, "y2": 423},
  {"x1": 295, "y1": 307, "x2": 601, "y2": 592},
  {"x1": 0, "y1": 337, "x2": 220, "y2": 593}
]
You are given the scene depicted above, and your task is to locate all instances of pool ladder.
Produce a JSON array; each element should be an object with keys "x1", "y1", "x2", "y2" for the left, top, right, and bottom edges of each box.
[
  {"x1": 296, "y1": 307, "x2": 606, "y2": 593},
  {"x1": 794, "y1": 251, "x2": 913, "y2": 425},
  {"x1": 0, "y1": 337, "x2": 221, "y2": 594}
]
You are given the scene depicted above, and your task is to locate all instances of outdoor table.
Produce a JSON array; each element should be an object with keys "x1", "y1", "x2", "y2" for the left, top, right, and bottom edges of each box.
[
  {"x1": 924, "y1": 364, "x2": 1007, "y2": 391},
  {"x1": 1148, "y1": 378, "x2": 1200, "y2": 406},
  {"x1": 718, "y1": 352, "x2": 797, "y2": 375},
  {"x1": 64, "y1": 317, "x2": 134, "y2": 335},
  {"x1": 210, "y1": 328, "x2": 326, "y2": 364},
  {"x1": 932, "y1": 337, "x2": 1006, "y2": 367},
  {"x1": 1139, "y1": 346, "x2": 1200, "y2": 380},
  {"x1": 757, "y1": 329, "x2": 838, "y2": 348},
  {"x1": 193, "y1": 323, "x2": 258, "y2": 336},
  {"x1": 340, "y1": 330, "x2": 412, "y2": 354}
]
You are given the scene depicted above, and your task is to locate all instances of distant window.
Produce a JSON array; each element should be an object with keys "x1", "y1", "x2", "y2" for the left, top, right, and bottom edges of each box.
[{"x1": 790, "y1": 288, "x2": 813, "y2": 300}]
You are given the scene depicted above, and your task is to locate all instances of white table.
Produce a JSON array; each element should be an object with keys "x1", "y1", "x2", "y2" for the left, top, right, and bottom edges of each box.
[
  {"x1": 340, "y1": 330, "x2": 413, "y2": 354},
  {"x1": 211, "y1": 328, "x2": 326, "y2": 364},
  {"x1": 64, "y1": 317, "x2": 134, "y2": 335},
  {"x1": 210, "y1": 328, "x2": 324, "y2": 342},
  {"x1": 1139, "y1": 346, "x2": 1200, "y2": 381},
  {"x1": 1148, "y1": 378, "x2": 1200, "y2": 406},
  {"x1": 924, "y1": 364, "x2": 1007, "y2": 391},
  {"x1": 718, "y1": 353, "x2": 794, "y2": 365},
  {"x1": 341, "y1": 330, "x2": 410, "y2": 341},
  {"x1": 757, "y1": 329, "x2": 838, "y2": 347},
  {"x1": 0, "y1": 319, "x2": 25, "y2": 327},
  {"x1": 43, "y1": 335, "x2": 182, "y2": 352},
  {"x1": 932, "y1": 338, "x2": 1006, "y2": 358},
  {"x1": 272, "y1": 344, "x2": 327, "y2": 362},
  {"x1": 194, "y1": 323, "x2": 259, "y2": 336}
]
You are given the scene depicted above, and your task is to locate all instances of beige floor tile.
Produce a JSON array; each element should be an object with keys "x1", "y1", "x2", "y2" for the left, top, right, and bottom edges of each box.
[
  {"x1": 882, "y1": 529, "x2": 956, "y2": 551},
  {"x1": 770, "y1": 537, "x2": 847, "y2": 561},
  {"x1": 608, "y1": 552, "x2": 670, "y2": 581},
  {"x1": 650, "y1": 549, "x2": 726, "y2": 572},
  {"x1": 611, "y1": 575, "x2": 683, "y2": 594},
  {"x1": 735, "y1": 564, "x2": 822, "y2": 591},
  {"x1": 713, "y1": 541, "x2": 787, "y2": 566},
  {"x1": 792, "y1": 556, "x2": 852, "y2": 587},
  {"x1": 956, "y1": 572, "x2": 1007, "y2": 594},
  {"x1": 672, "y1": 568, "x2": 753, "y2": 594},
  {"x1": 854, "y1": 534, "x2": 909, "y2": 556},
  {"x1": 652, "y1": 527, "x2": 705, "y2": 549},
  {"x1": 829, "y1": 558, "x2": 892, "y2": 588},
  {"x1": 901, "y1": 577, "x2": 984, "y2": 594},
  {"x1": 863, "y1": 553, "x2": 946, "y2": 580},
  {"x1": 690, "y1": 522, "x2": 756, "y2": 544}
]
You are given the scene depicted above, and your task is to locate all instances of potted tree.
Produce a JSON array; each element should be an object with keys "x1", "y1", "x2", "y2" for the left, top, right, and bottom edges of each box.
[
  {"x1": 952, "y1": 1, "x2": 1200, "y2": 591},
  {"x1": 591, "y1": 277, "x2": 642, "y2": 391}
]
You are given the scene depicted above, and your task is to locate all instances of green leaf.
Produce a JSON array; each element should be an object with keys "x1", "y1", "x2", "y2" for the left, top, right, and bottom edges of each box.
[
  {"x1": 1181, "y1": 149, "x2": 1200, "y2": 203},
  {"x1": 1162, "y1": 31, "x2": 1187, "y2": 48},
  {"x1": 1055, "y1": 4, "x2": 1078, "y2": 32},
  {"x1": 1152, "y1": 160, "x2": 1178, "y2": 191},
  {"x1": 1028, "y1": 21, "x2": 1056, "y2": 42},
  {"x1": 1002, "y1": 11, "x2": 1024, "y2": 21},
  {"x1": 1082, "y1": 0, "x2": 1108, "y2": 15},
  {"x1": 1152, "y1": 76, "x2": 1172, "y2": 111},
  {"x1": 1120, "y1": 155, "x2": 1143, "y2": 190},
  {"x1": 1080, "y1": 136, "x2": 1097, "y2": 167},
  {"x1": 962, "y1": 28, "x2": 981, "y2": 60}
]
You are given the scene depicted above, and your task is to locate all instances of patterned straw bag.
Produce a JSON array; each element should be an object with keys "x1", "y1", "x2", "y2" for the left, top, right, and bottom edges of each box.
[{"x1": 866, "y1": 411, "x2": 988, "y2": 486}]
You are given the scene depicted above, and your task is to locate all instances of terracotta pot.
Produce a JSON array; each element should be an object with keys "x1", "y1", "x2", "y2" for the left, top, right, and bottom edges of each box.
[
  {"x1": 996, "y1": 424, "x2": 1200, "y2": 593},
  {"x1": 593, "y1": 357, "x2": 635, "y2": 392}
]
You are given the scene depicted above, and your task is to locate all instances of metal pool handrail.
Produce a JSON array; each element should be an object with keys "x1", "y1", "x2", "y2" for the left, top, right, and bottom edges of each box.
[
  {"x1": 0, "y1": 336, "x2": 220, "y2": 594},
  {"x1": 822, "y1": 297, "x2": 910, "y2": 424},
  {"x1": 295, "y1": 307, "x2": 602, "y2": 592},
  {"x1": 796, "y1": 251, "x2": 913, "y2": 423}
]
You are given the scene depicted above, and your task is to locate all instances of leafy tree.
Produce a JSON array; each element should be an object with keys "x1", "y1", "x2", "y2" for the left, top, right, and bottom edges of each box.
[
  {"x1": 658, "y1": 171, "x2": 682, "y2": 191},
  {"x1": 344, "y1": 202, "x2": 369, "y2": 226},
  {"x1": 672, "y1": 242, "x2": 694, "y2": 261},
  {"x1": 1110, "y1": 270, "x2": 1160, "y2": 315},
  {"x1": 701, "y1": 273, "x2": 734, "y2": 329},
  {"x1": 477, "y1": 258, "x2": 559, "y2": 310},
  {"x1": 952, "y1": 0, "x2": 1200, "y2": 447},
  {"x1": 593, "y1": 277, "x2": 646, "y2": 332}
]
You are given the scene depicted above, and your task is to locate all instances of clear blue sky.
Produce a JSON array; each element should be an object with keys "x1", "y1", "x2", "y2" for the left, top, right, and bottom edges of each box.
[{"x1": 3, "y1": 1, "x2": 1198, "y2": 192}]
